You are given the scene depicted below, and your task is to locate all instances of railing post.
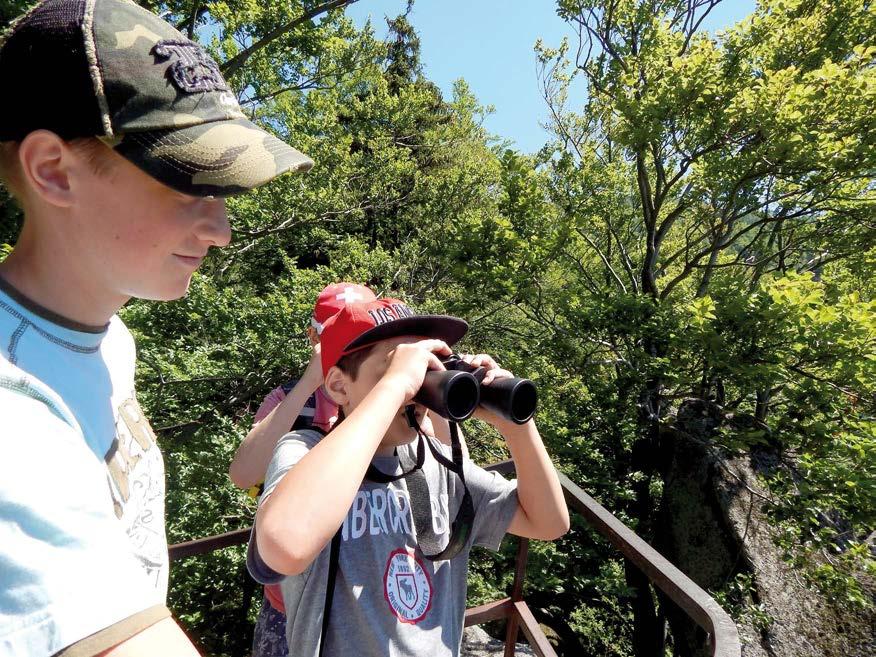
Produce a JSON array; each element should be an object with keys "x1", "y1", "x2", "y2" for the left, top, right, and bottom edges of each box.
[{"x1": 503, "y1": 537, "x2": 530, "y2": 657}]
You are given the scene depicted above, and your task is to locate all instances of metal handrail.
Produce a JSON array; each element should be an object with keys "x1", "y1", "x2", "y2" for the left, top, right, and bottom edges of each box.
[
  {"x1": 557, "y1": 472, "x2": 741, "y2": 656},
  {"x1": 168, "y1": 461, "x2": 740, "y2": 656}
]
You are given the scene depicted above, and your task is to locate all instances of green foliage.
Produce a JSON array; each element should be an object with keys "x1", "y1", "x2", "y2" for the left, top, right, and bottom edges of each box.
[
  {"x1": 680, "y1": 272, "x2": 875, "y2": 610},
  {"x1": 712, "y1": 572, "x2": 774, "y2": 634},
  {"x1": 0, "y1": 0, "x2": 36, "y2": 27},
  {"x1": 2, "y1": 1, "x2": 873, "y2": 655},
  {"x1": 532, "y1": 0, "x2": 875, "y2": 649}
]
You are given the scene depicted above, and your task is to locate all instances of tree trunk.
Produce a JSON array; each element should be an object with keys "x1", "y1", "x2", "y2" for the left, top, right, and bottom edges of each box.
[{"x1": 626, "y1": 561, "x2": 666, "y2": 656}]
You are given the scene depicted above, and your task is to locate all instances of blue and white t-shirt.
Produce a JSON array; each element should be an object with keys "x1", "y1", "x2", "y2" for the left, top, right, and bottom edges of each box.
[{"x1": 0, "y1": 280, "x2": 168, "y2": 656}]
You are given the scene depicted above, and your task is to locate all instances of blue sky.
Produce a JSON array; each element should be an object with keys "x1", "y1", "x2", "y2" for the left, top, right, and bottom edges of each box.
[{"x1": 347, "y1": 0, "x2": 758, "y2": 153}]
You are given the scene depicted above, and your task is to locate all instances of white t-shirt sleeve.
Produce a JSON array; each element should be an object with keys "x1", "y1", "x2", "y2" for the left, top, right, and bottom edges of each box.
[{"x1": 0, "y1": 389, "x2": 160, "y2": 657}]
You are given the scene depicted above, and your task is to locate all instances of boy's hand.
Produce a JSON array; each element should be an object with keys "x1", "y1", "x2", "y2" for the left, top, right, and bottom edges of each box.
[
  {"x1": 461, "y1": 353, "x2": 517, "y2": 427},
  {"x1": 382, "y1": 339, "x2": 451, "y2": 403},
  {"x1": 300, "y1": 343, "x2": 323, "y2": 392},
  {"x1": 462, "y1": 353, "x2": 514, "y2": 385}
]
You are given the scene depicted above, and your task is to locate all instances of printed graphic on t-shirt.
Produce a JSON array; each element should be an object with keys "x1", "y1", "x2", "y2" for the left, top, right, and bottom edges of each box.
[
  {"x1": 383, "y1": 548, "x2": 433, "y2": 624},
  {"x1": 341, "y1": 489, "x2": 450, "y2": 541},
  {"x1": 106, "y1": 398, "x2": 168, "y2": 592}
]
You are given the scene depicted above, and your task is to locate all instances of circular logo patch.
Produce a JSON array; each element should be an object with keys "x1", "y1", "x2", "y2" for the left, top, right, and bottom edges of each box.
[{"x1": 383, "y1": 548, "x2": 433, "y2": 624}]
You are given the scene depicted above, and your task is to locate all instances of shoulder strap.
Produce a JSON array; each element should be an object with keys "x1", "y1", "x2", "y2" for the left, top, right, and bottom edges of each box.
[
  {"x1": 280, "y1": 379, "x2": 298, "y2": 394},
  {"x1": 318, "y1": 529, "x2": 342, "y2": 657}
]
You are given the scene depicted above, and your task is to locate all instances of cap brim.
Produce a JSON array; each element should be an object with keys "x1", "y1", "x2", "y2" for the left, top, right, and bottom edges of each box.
[
  {"x1": 343, "y1": 315, "x2": 469, "y2": 354},
  {"x1": 113, "y1": 117, "x2": 314, "y2": 197}
]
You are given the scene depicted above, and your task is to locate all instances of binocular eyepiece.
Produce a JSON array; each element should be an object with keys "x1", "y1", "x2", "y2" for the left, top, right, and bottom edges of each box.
[{"x1": 413, "y1": 355, "x2": 537, "y2": 424}]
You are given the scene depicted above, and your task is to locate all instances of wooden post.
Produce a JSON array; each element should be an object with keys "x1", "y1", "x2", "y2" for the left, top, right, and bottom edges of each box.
[{"x1": 504, "y1": 537, "x2": 530, "y2": 657}]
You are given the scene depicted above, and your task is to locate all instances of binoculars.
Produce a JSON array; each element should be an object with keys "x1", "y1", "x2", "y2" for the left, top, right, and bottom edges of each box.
[{"x1": 413, "y1": 355, "x2": 537, "y2": 424}]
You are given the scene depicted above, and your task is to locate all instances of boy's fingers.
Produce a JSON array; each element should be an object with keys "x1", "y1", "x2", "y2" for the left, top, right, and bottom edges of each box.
[
  {"x1": 465, "y1": 353, "x2": 499, "y2": 370},
  {"x1": 418, "y1": 339, "x2": 452, "y2": 357},
  {"x1": 425, "y1": 352, "x2": 446, "y2": 372},
  {"x1": 401, "y1": 341, "x2": 447, "y2": 371},
  {"x1": 482, "y1": 368, "x2": 513, "y2": 385}
]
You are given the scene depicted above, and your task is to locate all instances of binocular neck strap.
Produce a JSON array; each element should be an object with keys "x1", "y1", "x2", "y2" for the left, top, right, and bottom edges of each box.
[
  {"x1": 401, "y1": 406, "x2": 475, "y2": 562},
  {"x1": 321, "y1": 409, "x2": 476, "y2": 651},
  {"x1": 363, "y1": 422, "x2": 426, "y2": 484}
]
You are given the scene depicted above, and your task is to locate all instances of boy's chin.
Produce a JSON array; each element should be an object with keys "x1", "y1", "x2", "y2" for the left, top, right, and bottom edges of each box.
[
  {"x1": 395, "y1": 403, "x2": 428, "y2": 426},
  {"x1": 384, "y1": 415, "x2": 420, "y2": 445}
]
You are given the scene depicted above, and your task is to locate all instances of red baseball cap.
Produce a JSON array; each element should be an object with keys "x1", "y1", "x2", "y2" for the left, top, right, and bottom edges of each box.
[
  {"x1": 311, "y1": 283, "x2": 377, "y2": 334},
  {"x1": 320, "y1": 298, "x2": 468, "y2": 376}
]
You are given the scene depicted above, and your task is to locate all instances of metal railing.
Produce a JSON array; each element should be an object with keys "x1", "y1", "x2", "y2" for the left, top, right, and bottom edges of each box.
[{"x1": 169, "y1": 462, "x2": 740, "y2": 657}]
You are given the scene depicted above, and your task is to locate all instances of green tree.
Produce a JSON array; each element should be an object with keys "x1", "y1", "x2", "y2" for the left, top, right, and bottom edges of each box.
[
  {"x1": 500, "y1": 0, "x2": 876, "y2": 653},
  {"x1": 112, "y1": 4, "x2": 516, "y2": 653},
  {"x1": 3, "y1": 1, "x2": 873, "y2": 655},
  {"x1": 0, "y1": 0, "x2": 36, "y2": 247}
]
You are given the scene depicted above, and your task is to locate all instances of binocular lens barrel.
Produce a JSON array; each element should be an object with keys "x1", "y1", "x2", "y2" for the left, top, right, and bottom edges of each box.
[
  {"x1": 478, "y1": 377, "x2": 538, "y2": 425},
  {"x1": 413, "y1": 356, "x2": 538, "y2": 424},
  {"x1": 414, "y1": 370, "x2": 480, "y2": 422}
]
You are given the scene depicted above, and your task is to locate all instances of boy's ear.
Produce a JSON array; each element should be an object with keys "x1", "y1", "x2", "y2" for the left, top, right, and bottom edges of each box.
[
  {"x1": 17, "y1": 130, "x2": 75, "y2": 208},
  {"x1": 324, "y1": 366, "x2": 350, "y2": 407}
]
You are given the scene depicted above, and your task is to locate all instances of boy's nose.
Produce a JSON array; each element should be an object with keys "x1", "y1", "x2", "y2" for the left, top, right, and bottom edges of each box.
[{"x1": 197, "y1": 197, "x2": 232, "y2": 247}]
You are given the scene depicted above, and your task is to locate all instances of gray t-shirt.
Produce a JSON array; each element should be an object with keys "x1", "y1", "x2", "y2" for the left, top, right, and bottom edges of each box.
[{"x1": 247, "y1": 429, "x2": 519, "y2": 657}]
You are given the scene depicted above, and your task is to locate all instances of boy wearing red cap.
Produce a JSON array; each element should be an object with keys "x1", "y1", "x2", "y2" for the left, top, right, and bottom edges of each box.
[
  {"x1": 246, "y1": 298, "x2": 569, "y2": 657},
  {"x1": 230, "y1": 282, "x2": 375, "y2": 657},
  {"x1": 230, "y1": 283, "x2": 378, "y2": 492},
  {"x1": 233, "y1": 285, "x2": 472, "y2": 657}
]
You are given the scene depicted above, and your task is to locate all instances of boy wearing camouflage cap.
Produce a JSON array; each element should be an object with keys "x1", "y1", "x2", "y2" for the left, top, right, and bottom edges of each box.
[{"x1": 0, "y1": 0, "x2": 311, "y2": 655}]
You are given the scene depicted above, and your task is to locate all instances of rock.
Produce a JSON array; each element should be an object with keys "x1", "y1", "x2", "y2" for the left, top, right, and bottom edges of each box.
[
  {"x1": 712, "y1": 447, "x2": 875, "y2": 657},
  {"x1": 657, "y1": 411, "x2": 875, "y2": 657},
  {"x1": 461, "y1": 625, "x2": 535, "y2": 657}
]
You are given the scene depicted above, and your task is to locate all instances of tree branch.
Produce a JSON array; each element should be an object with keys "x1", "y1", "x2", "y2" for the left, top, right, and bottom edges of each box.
[
  {"x1": 679, "y1": 0, "x2": 723, "y2": 56},
  {"x1": 220, "y1": 0, "x2": 359, "y2": 78},
  {"x1": 576, "y1": 227, "x2": 628, "y2": 293},
  {"x1": 186, "y1": 0, "x2": 202, "y2": 39}
]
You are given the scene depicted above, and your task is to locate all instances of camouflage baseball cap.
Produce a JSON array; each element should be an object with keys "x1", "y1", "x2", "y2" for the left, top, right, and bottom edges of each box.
[{"x1": 0, "y1": 0, "x2": 313, "y2": 196}]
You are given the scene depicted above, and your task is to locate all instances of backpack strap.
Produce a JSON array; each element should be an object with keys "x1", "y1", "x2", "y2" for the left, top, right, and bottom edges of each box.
[{"x1": 318, "y1": 529, "x2": 342, "y2": 657}]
